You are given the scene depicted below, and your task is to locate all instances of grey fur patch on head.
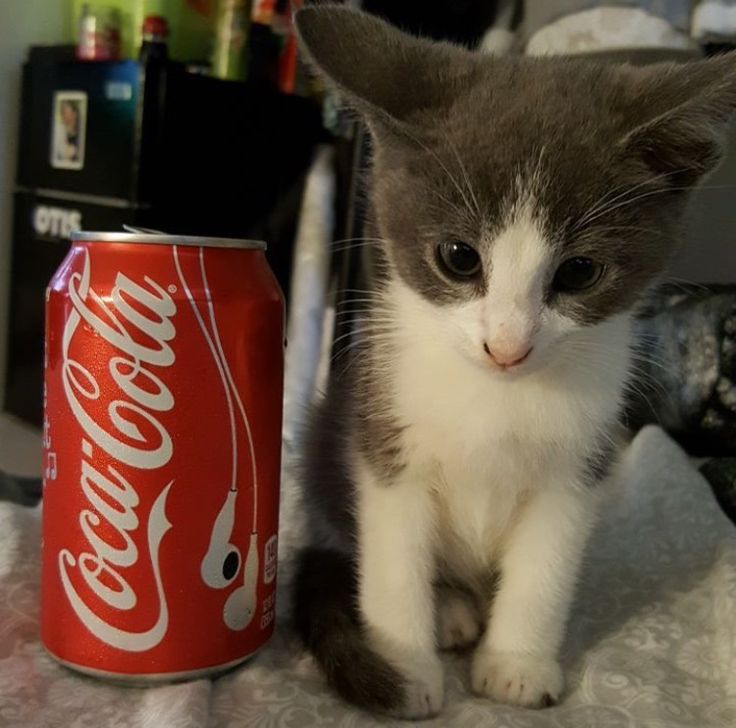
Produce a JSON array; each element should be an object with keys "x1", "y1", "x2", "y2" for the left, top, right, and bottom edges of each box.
[{"x1": 296, "y1": 6, "x2": 736, "y2": 324}]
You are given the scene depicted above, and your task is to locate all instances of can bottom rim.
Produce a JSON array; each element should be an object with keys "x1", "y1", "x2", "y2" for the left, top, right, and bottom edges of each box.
[{"x1": 45, "y1": 644, "x2": 267, "y2": 685}]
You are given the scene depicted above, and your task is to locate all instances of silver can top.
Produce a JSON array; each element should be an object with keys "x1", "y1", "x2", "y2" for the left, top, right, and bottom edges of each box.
[{"x1": 71, "y1": 231, "x2": 267, "y2": 250}]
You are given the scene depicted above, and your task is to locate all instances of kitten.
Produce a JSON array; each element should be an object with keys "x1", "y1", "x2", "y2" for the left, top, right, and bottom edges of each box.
[{"x1": 293, "y1": 6, "x2": 736, "y2": 720}]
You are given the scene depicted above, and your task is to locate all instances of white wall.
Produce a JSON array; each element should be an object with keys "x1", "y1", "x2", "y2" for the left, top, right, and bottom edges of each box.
[
  {"x1": 675, "y1": 134, "x2": 736, "y2": 284},
  {"x1": 0, "y1": 0, "x2": 70, "y2": 410}
]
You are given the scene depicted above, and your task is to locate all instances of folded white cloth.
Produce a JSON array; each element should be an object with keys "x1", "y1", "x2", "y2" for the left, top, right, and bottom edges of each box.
[
  {"x1": 526, "y1": 6, "x2": 694, "y2": 55},
  {"x1": 1, "y1": 426, "x2": 735, "y2": 727},
  {"x1": 692, "y1": 0, "x2": 736, "y2": 41},
  {"x1": 283, "y1": 144, "x2": 335, "y2": 453}
]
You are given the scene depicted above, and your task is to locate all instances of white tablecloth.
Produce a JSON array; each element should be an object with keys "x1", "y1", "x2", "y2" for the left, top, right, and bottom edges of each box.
[{"x1": 2, "y1": 426, "x2": 735, "y2": 727}]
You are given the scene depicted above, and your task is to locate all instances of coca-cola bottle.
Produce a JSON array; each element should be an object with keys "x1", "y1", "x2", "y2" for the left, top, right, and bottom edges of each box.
[{"x1": 139, "y1": 14, "x2": 169, "y2": 65}]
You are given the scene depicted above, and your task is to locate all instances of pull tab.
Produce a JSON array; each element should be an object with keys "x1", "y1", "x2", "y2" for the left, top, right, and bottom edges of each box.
[{"x1": 122, "y1": 224, "x2": 167, "y2": 235}]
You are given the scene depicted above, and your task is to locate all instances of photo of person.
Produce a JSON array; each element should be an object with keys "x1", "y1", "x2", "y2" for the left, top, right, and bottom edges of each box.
[{"x1": 50, "y1": 91, "x2": 87, "y2": 170}]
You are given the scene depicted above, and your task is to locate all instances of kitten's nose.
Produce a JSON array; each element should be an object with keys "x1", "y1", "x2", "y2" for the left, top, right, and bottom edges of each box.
[{"x1": 483, "y1": 341, "x2": 533, "y2": 369}]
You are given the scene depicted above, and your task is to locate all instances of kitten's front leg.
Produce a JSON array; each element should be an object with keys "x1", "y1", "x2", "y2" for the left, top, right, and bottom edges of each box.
[
  {"x1": 357, "y1": 459, "x2": 443, "y2": 719},
  {"x1": 472, "y1": 481, "x2": 597, "y2": 708}
]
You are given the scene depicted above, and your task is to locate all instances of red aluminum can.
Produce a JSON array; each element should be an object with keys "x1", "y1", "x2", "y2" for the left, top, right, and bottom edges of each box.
[{"x1": 41, "y1": 232, "x2": 284, "y2": 681}]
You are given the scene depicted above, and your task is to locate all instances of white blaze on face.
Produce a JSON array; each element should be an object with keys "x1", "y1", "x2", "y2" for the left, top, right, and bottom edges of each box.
[{"x1": 482, "y1": 201, "x2": 553, "y2": 365}]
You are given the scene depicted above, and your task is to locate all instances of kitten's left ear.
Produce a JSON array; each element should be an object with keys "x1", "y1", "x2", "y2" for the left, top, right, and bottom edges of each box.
[
  {"x1": 295, "y1": 6, "x2": 477, "y2": 136},
  {"x1": 621, "y1": 53, "x2": 736, "y2": 187}
]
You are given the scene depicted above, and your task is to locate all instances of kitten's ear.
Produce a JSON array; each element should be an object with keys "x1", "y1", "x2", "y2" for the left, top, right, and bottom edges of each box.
[
  {"x1": 295, "y1": 6, "x2": 474, "y2": 132},
  {"x1": 620, "y1": 54, "x2": 736, "y2": 187}
]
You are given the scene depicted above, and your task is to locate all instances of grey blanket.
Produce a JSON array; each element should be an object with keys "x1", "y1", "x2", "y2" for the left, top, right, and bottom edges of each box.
[{"x1": 2, "y1": 427, "x2": 735, "y2": 727}]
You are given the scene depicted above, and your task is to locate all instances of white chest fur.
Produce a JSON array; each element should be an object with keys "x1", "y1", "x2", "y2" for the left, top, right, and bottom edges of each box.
[{"x1": 386, "y1": 283, "x2": 632, "y2": 576}]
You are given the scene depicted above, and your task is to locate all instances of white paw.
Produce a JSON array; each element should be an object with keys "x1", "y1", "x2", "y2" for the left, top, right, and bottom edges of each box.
[
  {"x1": 471, "y1": 649, "x2": 563, "y2": 708},
  {"x1": 389, "y1": 653, "x2": 445, "y2": 720},
  {"x1": 437, "y1": 590, "x2": 482, "y2": 650}
]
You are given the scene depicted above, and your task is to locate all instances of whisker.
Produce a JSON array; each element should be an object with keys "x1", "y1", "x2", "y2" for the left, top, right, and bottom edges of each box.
[
  {"x1": 394, "y1": 123, "x2": 483, "y2": 224},
  {"x1": 574, "y1": 224, "x2": 671, "y2": 239},
  {"x1": 580, "y1": 182, "x2": 736, "y2": 228},
  {"x1": 440, "y1": 127, "x2": 483, "y2": 219},
  {"x1": 334, "y1": 298, "x2": 376, "y2": 306},
  {"x1": 574, "y1": 168, "x2": 689, "y2": 230},
  {"x1": 560, "y1": 341, "x2": 673, "y2": 405},
  {"x1": 330, "y1": 245, "x2": 380, "y2": 256},
  {"x1": 333, "y1": 314, "x2": 397, "y2": 323},
  {"x1": 329, "y1": 235, "x2": 384, "y2": 246},
  {"x1": 333, "y1": 288, "x2": 374, "y2": 296},
  {"x1": 659, "y1": 276, "x2": 709, "y2": 293},
  {"x1": 330, "y1": 332, "x2": 397, "y2": 365},
  {"x1": 330, "y1": 326, "x2": 396, "y2": 351},
  {"x1": 330, "y1": 244, "x2": 384, "y2": 256}
]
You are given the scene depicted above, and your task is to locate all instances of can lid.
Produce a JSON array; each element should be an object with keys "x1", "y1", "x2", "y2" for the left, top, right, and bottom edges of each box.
[{"x1": 71, "y1": 232, "x2": 267, "y2": 250}]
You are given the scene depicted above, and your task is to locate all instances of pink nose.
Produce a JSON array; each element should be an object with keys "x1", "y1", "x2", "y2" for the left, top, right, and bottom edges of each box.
[{"x1": 483, "y1": 341, "x2": 533, "y2": 369}]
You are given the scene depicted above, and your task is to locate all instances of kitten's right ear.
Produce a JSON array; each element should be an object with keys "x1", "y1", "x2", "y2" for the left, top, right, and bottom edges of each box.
[
  {"x1": 295, "y1": 6, "x2": 474, "y2": 132},
  {"x1": 619, "y1": 54, "x2": 736, "y2": 188}
]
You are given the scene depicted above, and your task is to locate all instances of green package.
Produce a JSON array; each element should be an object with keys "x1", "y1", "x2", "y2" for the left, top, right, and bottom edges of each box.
[{"x1": 71, "y1": 0, "x2": 216, "y2": 62}]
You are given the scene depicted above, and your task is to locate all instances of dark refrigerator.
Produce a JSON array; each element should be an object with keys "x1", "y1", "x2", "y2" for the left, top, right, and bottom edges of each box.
[{"x1": 6, "y1": 47, "x2": 323, "y2": 425}]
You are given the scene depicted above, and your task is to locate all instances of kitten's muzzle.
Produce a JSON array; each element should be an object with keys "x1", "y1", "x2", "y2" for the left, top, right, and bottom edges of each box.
[{"x1": 483, "y1": 341, "x2": 533, "y2": 370}]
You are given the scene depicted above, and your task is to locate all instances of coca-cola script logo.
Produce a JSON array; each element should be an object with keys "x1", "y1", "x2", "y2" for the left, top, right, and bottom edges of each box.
[{"x1": 58, "y1": 248, "x2": 176, "y2": 652}]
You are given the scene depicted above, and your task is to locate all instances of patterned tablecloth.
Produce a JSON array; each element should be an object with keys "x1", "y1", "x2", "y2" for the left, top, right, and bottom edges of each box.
[{"x1": 1, "y1": 426, "x2": 735, "y2": 728}]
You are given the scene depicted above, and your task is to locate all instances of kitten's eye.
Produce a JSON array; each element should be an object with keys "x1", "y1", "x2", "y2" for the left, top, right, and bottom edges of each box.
[
  {"x1": 437, "y1": 240, "x2": 481, "y2": 279},
  {"x1": 553, "y1": 257, "x2": 604, "y2": 292}
]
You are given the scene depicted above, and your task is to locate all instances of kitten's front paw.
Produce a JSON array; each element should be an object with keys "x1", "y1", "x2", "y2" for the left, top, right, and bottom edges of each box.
[
  {"x1": 390, "y1": 652, "x2": 445, "y2": 720},
  {"x1": 471, "y1": 649, "x2": 563, "y2": 708}
]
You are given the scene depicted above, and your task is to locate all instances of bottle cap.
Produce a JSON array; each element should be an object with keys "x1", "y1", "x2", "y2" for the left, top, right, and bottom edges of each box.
[{"x1": 142, "y1": 14, "x2": 169, "y2": 39}]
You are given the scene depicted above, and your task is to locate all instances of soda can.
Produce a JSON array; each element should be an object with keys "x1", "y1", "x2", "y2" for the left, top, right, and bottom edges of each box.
[{"x1": 41, "y1": 232, "x2": 284, "y2": 682}]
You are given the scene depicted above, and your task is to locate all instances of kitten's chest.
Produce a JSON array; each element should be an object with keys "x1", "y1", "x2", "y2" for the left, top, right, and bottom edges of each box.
[
  {"x1": 431, "y1": 440, "x2": 535, "y2": 574},
  {"x1": 396, "y1": 355, "x2": 603, "y2": 459},
  {"x1": 392, "y1": 344, "x2": 621, "y2": 573}
]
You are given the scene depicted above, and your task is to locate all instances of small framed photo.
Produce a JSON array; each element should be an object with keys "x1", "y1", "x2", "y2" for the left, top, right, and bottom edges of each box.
[{"x1": 50, "y1": 91, "x2": 87, "y2": 170}]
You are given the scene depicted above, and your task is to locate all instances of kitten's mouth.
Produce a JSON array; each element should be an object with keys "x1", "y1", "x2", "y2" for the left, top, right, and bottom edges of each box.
[{"x1": 482, "y1": 341, "x2": 533, "y2": 372}]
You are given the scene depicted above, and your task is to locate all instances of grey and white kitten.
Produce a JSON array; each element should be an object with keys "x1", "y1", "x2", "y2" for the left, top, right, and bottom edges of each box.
[{"x1": 293, "y1": 6, "x2": 736, "y2": 720}]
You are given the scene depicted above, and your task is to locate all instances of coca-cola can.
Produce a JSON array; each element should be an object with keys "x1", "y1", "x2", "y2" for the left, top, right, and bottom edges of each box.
[{"x1": 41, "y1": 232, "x2": 284, "y2": 681}]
